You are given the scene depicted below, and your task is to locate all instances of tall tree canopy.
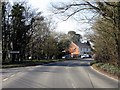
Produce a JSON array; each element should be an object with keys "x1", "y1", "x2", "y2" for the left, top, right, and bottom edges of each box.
[
  {"x1": 68, "y1": 31, "x2": 82, "y2": 43},
  {"x1": 2, "y1": 2, "x2": 42, "y2": 63},
  {"x1": 52, "y1": 1, "x2": 120, "y2": 65}
]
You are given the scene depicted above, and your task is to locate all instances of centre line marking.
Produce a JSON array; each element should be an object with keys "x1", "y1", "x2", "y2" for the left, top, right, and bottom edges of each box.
[
  {"x1": 10, "y1": 74, "x2": 15, "y2": 77},
  {"x1": 72, "y1": 83, "x2": 76, "y2": 88},
  {"x1": 35, "y1": 66, "x2": 41, "y2": 67},
  {"x1": 26, "y1": 67, "x2": 32, "y2": 68},
  {"x1": 3, "y1": 78, "x2": 8, "y2": 82}
]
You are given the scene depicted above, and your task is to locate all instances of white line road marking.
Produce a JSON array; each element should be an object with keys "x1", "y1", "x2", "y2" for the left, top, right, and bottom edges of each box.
[
  {"x1": 25, "y1": 67, "x2": 32, "y2": 68},
  {"x1": 35, "y1": 66, "x2": 41, "y2": 67},
  {"x1": 90, "y1": 66, "x2": 118, "y2": 82},
  {"x1": 71, "y1": 83, "x2": 76, "y2": 88},
  {"x1": 10, "y1": 74, "x2": 15, "y2": 77},
  {"x1": 66, "y1": 64, "x2": 76, "y2": 88},
  {"x1": 3, "y1": 78, "x2": 8, "y2": 82},
  {"x1": 3, "y1": 74, "x2": 16, "y2": 82},
  {"x1": 65, "y1": 67, "x2": 68, "y2": 70},
  {"x1": 67, "y1": 75, "x2": 76, "y2": 88}
]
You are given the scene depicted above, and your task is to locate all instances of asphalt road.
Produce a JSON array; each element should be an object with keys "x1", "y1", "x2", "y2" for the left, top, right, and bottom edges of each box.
[{"x1": 2, "y1": 59, "x2": 119, "y2": 88}]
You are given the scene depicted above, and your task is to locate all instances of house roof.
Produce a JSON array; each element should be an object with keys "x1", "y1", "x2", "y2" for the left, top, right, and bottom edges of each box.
[{"x1": 69, "y1": 42, "x2": 80, "y2": 54}]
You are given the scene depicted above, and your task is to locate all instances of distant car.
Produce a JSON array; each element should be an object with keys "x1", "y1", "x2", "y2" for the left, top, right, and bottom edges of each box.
[
  {"x1": 62, "y1": 56, "x2": 65, "y2": 59},
  {"x1": 62, "y1": 54, "x2": 71, "y2": 59},
  {"x1": 28, "y1": 56, "x2": 32, "y2": 60},
  {"x1": 81, "y1": 54, "x2": 90, "y2": 58}
]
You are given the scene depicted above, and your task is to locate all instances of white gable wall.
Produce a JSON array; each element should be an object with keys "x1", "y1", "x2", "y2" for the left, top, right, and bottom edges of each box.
[{"x1": 79, "y1": 47, "x2": 91, "y2": 55}]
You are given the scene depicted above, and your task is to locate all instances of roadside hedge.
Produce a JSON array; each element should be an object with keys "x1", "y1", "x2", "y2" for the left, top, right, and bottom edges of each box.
[{"x1": 95, "y1": 63, "x2": 120, "y2": 76}]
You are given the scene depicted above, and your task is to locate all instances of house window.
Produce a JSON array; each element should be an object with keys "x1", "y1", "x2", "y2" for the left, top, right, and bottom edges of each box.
[
  {"x1": 86, "y1": 48, "x2": 90, "y2": 52},
  {"x1": 81, "y1": 48, "x2": 82, "y2": 51},
  {"x1": 81, "y1": 48, "x2": 84, "y2": 52},
  {"x1": 83, "y1": 48, "x2": 86, "y2": 52},
  {"x1": 88, "y1": 48, "x2": 91, "y2": 52}
]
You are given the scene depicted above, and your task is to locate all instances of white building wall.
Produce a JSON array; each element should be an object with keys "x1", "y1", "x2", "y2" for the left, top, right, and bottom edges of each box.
[{"x1": 79, "y1": 47, "x2": 91, "y2": 55}]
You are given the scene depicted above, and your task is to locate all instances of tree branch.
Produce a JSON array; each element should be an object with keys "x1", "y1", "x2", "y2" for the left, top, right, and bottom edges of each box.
[
  {"x1": 63, "y1": 8, "x2": 93, "y2": 21},
  {"x1": 105, "y1": 2, "x2": 119, "y2": 7}
]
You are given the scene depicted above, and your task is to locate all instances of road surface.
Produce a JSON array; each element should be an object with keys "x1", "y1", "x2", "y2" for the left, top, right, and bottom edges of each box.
[{"x1": 2, "y1": 59, "x2": 119, "y2": 88}]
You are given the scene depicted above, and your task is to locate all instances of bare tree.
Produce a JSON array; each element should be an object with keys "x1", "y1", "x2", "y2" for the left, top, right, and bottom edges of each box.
[{"x1": 52, "y1": 0, "x2": 120, "y2": 65}]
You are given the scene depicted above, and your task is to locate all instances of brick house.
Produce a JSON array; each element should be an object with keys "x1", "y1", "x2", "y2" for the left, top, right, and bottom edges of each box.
[{"x1": 68, "y1": 42, "x2": 80, "y2": 58}]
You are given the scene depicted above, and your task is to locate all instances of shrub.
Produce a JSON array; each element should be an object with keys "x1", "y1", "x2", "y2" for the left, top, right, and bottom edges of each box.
[
  {"x1": 96, "y1": 63, "x2": 104, "y2": 67},
  {"x1": 90, "y1": 60, "x2": 99, "y2": 65},
  {"x1": 95, "y1": 63, "x2": 119, "y2": 75}
]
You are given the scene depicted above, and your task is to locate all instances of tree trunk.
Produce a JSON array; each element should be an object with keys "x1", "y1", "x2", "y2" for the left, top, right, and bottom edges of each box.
[
  {"x1": 116, "y1": 6, "x2": 120, "y2": 88},
  {"x1": 117, "y1": 2, "x2": 120, "y2": 66}
]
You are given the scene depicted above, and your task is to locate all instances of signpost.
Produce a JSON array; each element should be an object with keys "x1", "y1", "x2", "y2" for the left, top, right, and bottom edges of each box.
[
  {"x1": 10, "y1": 51, "x2": 20, "y2": 54},
  {"x1": 10, "y1": 51, "x2": 20, "y2": 62}
]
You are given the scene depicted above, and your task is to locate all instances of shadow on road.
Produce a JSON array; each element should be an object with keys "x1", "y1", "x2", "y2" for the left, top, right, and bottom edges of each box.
[
  {"x1": 28, "y1": 59, "x2": 93, "y2": 73},
  {"x1": 42, "y1": 59, "x2": 93, "y2": 67}
]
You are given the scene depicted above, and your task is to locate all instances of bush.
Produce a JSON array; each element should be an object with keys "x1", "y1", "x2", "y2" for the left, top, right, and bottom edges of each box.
[
  {"x1": 90, "y1": 60, "x2": 98, "y2": 65},
  {"x1": 96, "y1": 63, "x2": 104, "y2": 67},
  {"x1": 95, "y1": 63, "x2": 119, "y2": 75}
]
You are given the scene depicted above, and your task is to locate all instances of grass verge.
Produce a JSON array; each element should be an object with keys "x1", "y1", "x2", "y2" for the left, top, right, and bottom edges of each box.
[
  {"x1": 90, "y1": 61, "x2": 119, "y2": 80},
  {"x1": 2, "y1": 59, "x2": 64, "y2": 68}
]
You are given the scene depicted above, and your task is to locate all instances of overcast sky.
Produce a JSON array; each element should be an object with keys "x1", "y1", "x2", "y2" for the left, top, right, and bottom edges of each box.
[
  {"x1": 9, "y1": 0, "x2": 92, "y2": 36},
  {"x1": 26, "y1": 0, "x2": 93, "y2": 36}
]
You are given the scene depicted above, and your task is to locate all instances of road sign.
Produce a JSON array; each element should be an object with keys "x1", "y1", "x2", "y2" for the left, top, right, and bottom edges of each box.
[{"x1": 10, "y1": 51, "x2": 20, "y2": 54}]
